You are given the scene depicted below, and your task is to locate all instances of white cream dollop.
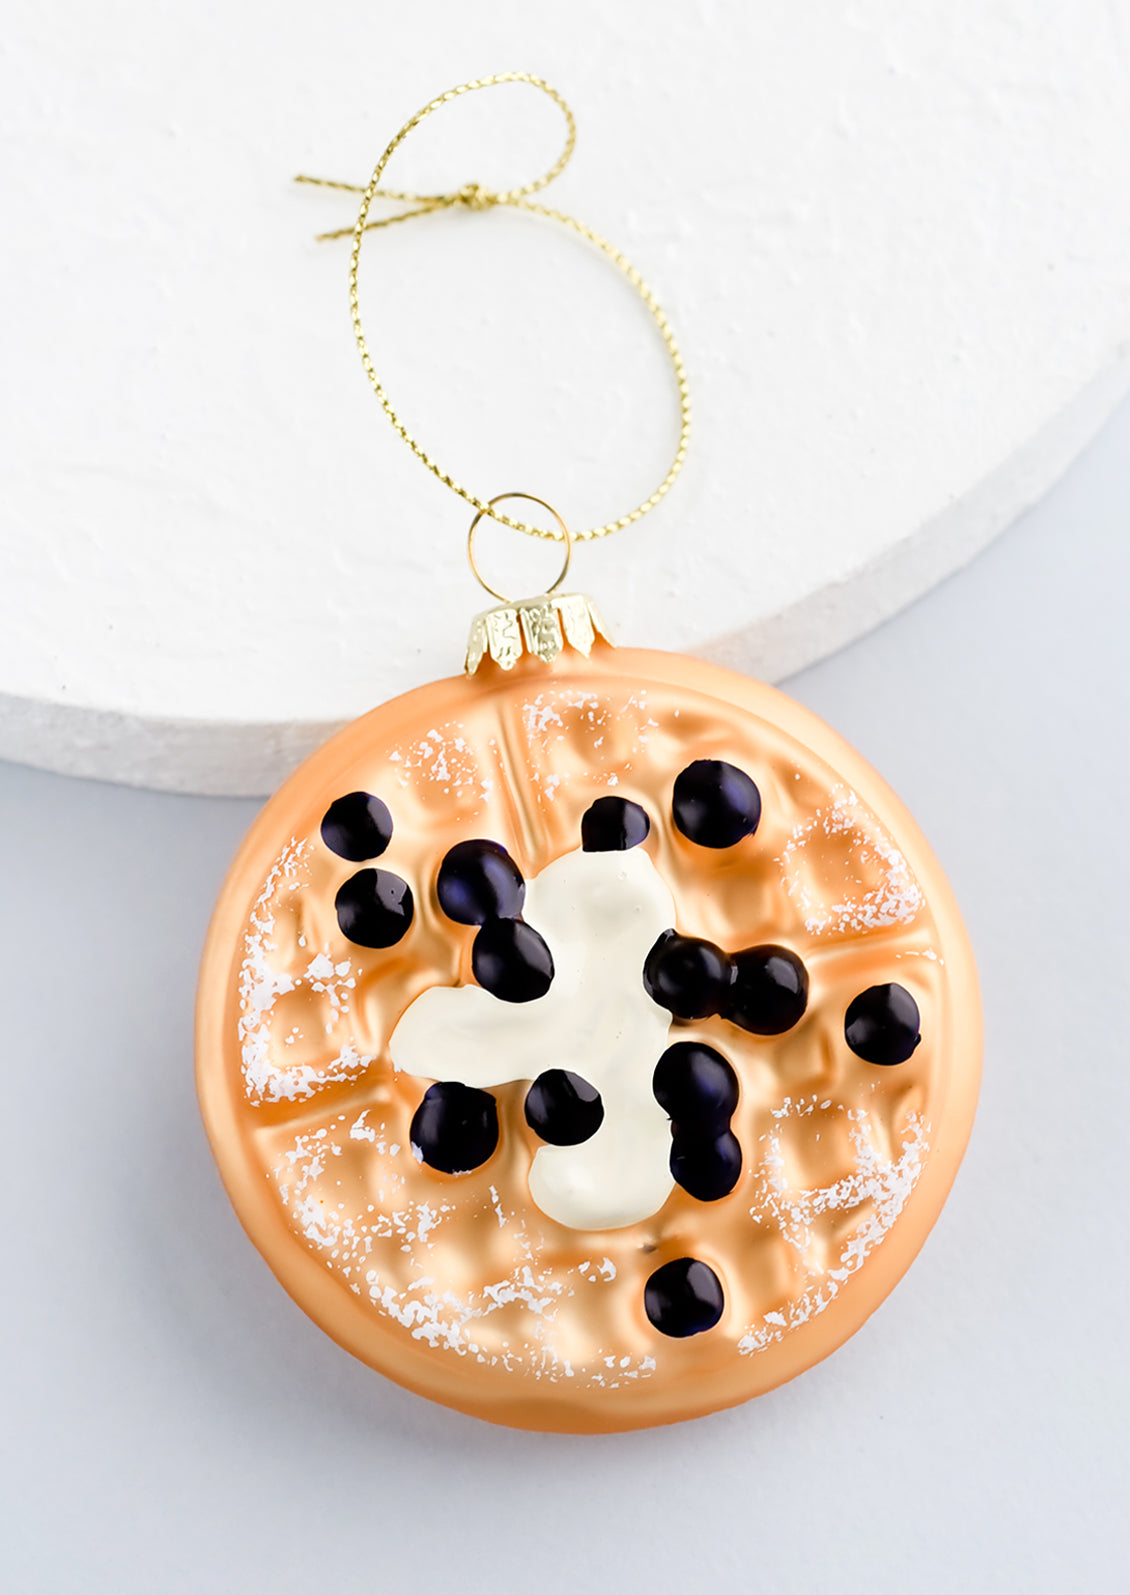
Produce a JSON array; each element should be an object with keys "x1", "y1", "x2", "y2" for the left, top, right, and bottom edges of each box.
[{"x1": 389, "y1": 846, "x2": 676, "y2": 1230}]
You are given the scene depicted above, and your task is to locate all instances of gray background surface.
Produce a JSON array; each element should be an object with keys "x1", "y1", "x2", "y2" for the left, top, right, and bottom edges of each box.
[{"x1": 3, "y1": 401, "x2": 1129, "y2": 1594}]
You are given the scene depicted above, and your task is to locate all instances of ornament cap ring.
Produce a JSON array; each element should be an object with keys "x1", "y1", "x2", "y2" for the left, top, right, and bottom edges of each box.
[{"x1": 467, "y1": 492, "x2": 573, "y2": 603}]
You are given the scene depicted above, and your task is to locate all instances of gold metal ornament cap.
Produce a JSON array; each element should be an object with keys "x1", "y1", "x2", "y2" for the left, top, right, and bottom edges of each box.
[
  {"x1": 462, "y1": 491, "x2": 612, "y2": 673},
  {"x1": 465, "y1": 591, "x2": 612, "y2": 674}
]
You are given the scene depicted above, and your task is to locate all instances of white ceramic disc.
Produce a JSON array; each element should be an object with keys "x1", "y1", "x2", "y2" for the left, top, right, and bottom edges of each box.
[{"x1": 2, "y1": 1, "x2": 1129, "y2": 794}]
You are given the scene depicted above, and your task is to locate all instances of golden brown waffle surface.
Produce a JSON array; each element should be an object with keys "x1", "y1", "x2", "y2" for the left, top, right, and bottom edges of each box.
[{"x1": 197, "y1": 645, "x2": 980, "y2": 1431}]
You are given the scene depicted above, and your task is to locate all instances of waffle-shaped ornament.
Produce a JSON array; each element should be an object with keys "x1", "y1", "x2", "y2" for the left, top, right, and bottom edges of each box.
[
  {"x1": 196, "y1": 77, "x2": 979, "y2": 1431},
  {"x1": 197, "y1": 519, "x2": 979, "y2": 1433}
]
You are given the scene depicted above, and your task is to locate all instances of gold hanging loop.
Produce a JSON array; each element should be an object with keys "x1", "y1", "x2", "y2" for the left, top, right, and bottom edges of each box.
[
  {"x1": 466, "y1": 492, "x2": 572, "y2": 603},
  {"x1": 296, "y1": 73, "x2": 690, "y2": 543}
]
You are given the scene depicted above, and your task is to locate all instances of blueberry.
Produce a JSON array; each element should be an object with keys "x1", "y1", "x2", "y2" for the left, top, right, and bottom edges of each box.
[
  {"x1": 334, "y1": 869, "x2": 414, "y2": 948},
  {"x1": 410, "y1": 1082, "x2": 498, "y2": 1174},
  {"x1": 320, "y1": 792, "x2": 393, "y2": 862},
  {"x1": 437, "y1": 839, "x2": 525, "y2": 925},
  {"x1": 643, "y1": 929, "x2": 731, "y2": 1020},
  {"x1": 472, "y1": 919, "x2": 554, "y2": 1003},
  {"x1": 644, "y1": 1257, "x2": 725, "y2": 1338},
  {"x1": 672, "y1": 760, "x2": 761, "y2": 848},
  {"x1": 845, "y1": 983, "x2": 921, "y2": 1065},
  {"x1": 653, "y1": 1041, "x2": 739, "y2": 1127},
  {"x1": 670, "y1": 1129, "x2": 743, "y2": 1202},
  {"x1": 581, "y1": 796, "x2": 651, "y2": 852},
  {"x1": 524, "y1": 1070, "x2": 604, "y2": 1145},
  {"x1": 726, "y1": 944, "x2": 809, "y2": 1035}
]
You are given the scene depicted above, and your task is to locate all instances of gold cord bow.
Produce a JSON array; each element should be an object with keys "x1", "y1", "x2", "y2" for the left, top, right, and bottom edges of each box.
[{"x1": 296, "y1": 72, "x2": 689, "y2": 543}]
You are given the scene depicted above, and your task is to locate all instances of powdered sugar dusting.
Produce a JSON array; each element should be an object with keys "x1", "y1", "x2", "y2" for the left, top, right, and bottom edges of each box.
[
  {"x1": 269, "y1": 1123, "x2": 657, "y2": 1387},
  {"x1": 519, "y1": 688, "x2": 661, "y2": 803},
  {"x1": 738, "y1": 1101, "x2": 929, "y2": 1354},
  {"x1": 238, "y1": 839, "x2": 374, "y2": 1103},
  {"x1": 271, "y1": 1118, "x2": 446, "y2": 1274},
  {"x1": 386, "y1": 724, "x2": 493, "y2": 804},
  {"x1": 362, "y1": 1235, "x2": 656, "y2": 1387},
  {"x1": 779, "y1": 784, "x2": 924, "y2": 935}
]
